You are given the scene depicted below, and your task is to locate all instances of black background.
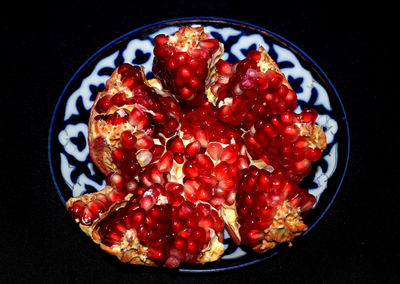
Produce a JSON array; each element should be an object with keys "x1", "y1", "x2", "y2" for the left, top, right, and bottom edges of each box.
[{"x1": 2, "y1": 1, "x2": 398, "y2": 283}]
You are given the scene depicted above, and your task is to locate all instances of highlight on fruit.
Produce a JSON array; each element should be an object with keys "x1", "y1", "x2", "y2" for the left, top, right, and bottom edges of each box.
[{"x1": 65, "y1": 26, "x2": 327, "y2": 268}]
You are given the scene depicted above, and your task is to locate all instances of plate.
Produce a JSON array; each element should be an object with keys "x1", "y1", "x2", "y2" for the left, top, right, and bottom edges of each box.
[{"x1": 48, "y1": 17, "x2": 350, "y2": 272}]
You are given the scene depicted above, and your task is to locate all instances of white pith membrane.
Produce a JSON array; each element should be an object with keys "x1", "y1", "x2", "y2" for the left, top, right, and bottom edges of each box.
[{"x1": 68, "y1": 26, "x2": 328, "y2": 267}]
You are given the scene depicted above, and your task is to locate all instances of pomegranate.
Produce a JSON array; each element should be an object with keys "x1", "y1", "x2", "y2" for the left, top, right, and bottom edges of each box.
[{"x1": 66, "y1": 26, "x2": 328, "y2": 268}]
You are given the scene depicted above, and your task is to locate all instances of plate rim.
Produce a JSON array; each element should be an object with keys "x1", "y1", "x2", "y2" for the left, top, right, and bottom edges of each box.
[{"x1": 48, "y1": 16, "x2": 350, "y2": 273}]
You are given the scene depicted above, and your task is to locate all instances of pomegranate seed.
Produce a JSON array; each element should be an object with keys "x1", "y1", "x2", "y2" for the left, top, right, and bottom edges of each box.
[
  {"x1": 125, "y1": 180, "x2": 138, "y2": 194},
  {"x1": 174, "y1": 237, "x2": 188, "y2": 250},
  {"x1": 185, "y1": 141, "x2": 202, "y2": 157},
  {"x1": 136, "y1": 135, "x2": 154, "y2": 150},
  {"x1": 165, "y1": 182, "x2": 184, "y2": 195},
  {"x1": 105, "y1": 173, "x2": 124, "y2": 189},
  {"x1": 218, "y1": 177, "x2": 236, "y2": 190},
  {"x1": 129, "y1": 107, "x2": 149, "y2": 130},
  {"x1": 194, "y1": 129, "x2": 209, "y2": 148},
  {"x1": 108, "y1": 189, "x2": 125, "y2": 204},
  {"x1": 120, "y1": 130, "x2": 137, "y2": 149},
  {"x1": 136, "y1": 150, "x2": 152, "y2": 167},
  {"x1": 165, "y1": 256, "x2": 181, "y2": 269},
  {"x1": 221, "y1": 144, "x2": 239, "y2": 164},
  {"x1": 196, "y1": 153, "x2": 214, "y2": 173},
  {"x1": 214, "y1": 161, "x2": 231, "y2": 180},
  {"x1": 216, "y1": 60, "x2": 232, "y2": 75},
  {"x1": 306, "y1": 148, "x2": 322, "y2": 161},
  {"x1": 182, "y1": 160, "x2": 201, "y2": 178},
  {"x1": 300, "y1": 109, "x2": 318, "y2": 124},
  {"x1": 95, "y1": 95, "x2": 112, "y2": 113},
  {"x1": 199, "y1": 38, "x2": 219, "y2": 53},
  {"x1": 140, "y1": 195, "x2": 155, "y2": 211},
  {"x1": 131, "y1": 209, "x2": 145, "y2": 224},
  {"x1": 88, "y1": 200, "x2": 107, "y2": 215},
  {"x1": 79, "y1": 207, "x2": 94, "y2": 226},
  {"x1": 157, "y1": 151, "x2": 174, "y2": 172},
  {"x1": 206, "y1": 142, "x2": 223, "y2": 160},
  {"x1": 68, "y1": 200, "x2": 85, "y2": 218},
  {"x1": 197, "y1": 183, "x2": 213, "y2": 201}
]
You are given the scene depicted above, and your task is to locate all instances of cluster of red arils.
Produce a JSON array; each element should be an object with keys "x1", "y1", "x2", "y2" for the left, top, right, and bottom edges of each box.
[{"x1": 66, "y1": 26, "x2": 326, "y2": 268}]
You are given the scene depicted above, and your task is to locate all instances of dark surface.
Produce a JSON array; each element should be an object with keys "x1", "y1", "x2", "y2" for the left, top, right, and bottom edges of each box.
[{"x1": 2, "y1": 1, "x2": 398, "y2": 283}]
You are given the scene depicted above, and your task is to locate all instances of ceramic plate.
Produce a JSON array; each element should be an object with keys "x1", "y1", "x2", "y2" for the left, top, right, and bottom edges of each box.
[{"x1": 48, "y1": 17, "x2": 350, "y2": 272}]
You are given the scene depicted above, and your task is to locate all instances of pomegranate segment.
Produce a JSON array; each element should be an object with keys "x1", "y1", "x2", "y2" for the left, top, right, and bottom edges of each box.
[
  {"x1": 152, "y1": 26, "x2": 224, "y2": 105},
  {"x1": 71, "y1": 185, "x2": 224, "y2": 268},
  {"x1": 208, "y1": 46, "x2": 297, "y2": 130},
  {"x1": 234, "y1": 166, "x2": 316, "y2": 252},
  {"x1": 68, "y1": 25, "x2": 329, "y2": 268},
  {"x1": 244, "y1": 109, "x2": 327, "y2": 183},
  {"x1": 88, "y1": 63, "x2": 180, "y2": 176}
]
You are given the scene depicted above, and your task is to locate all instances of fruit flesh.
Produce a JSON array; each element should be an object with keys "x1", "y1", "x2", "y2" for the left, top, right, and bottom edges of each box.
[{"x1": 67, "y1": 26, "x2": 328, "y2": 268}]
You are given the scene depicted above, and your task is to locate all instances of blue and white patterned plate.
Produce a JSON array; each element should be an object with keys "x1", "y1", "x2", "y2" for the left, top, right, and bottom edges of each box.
[{"x1": 48, "y1": 17, "x2": 350, "y2": 272}]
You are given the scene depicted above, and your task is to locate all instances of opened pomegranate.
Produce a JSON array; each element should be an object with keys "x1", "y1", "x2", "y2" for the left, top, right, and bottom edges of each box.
[{"x1": 67, "y1": 26, "x2": 328, "y2": 268}]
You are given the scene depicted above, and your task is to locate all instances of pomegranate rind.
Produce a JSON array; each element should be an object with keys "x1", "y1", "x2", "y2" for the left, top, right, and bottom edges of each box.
[
  {"x1": 298, "y1": 123, "x2": 327, "y2": 150},
  {"x1": 257, "y1": 46, "x2": 292, "y2": 89},
  {"x1": 196, "y1": 229, "x2": 225, "y2": 263},
  {"x1": 253, "y1": 201, "x2": 308, "y2": 253},
  {"x1": 220, "y1": 203, "x2": 241, "y2": 245}
]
